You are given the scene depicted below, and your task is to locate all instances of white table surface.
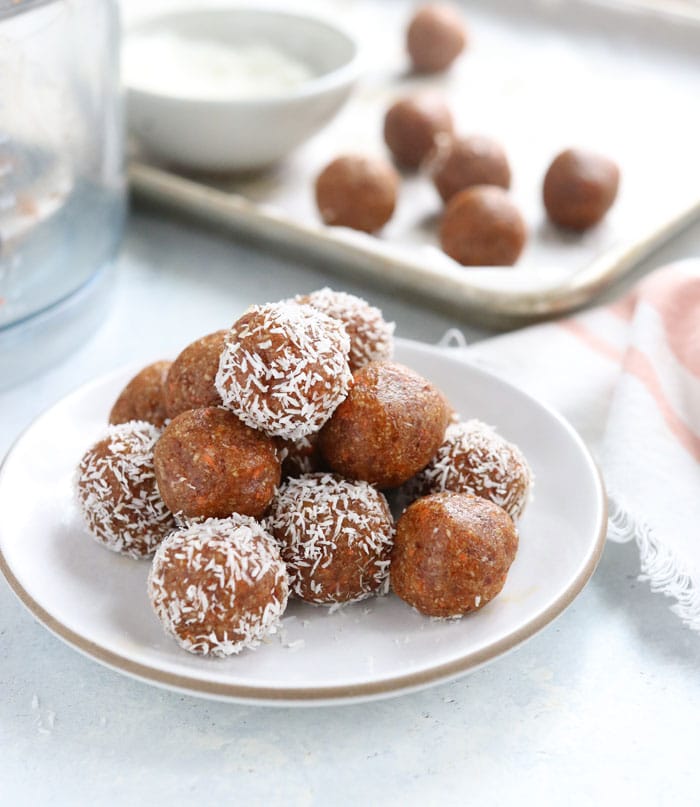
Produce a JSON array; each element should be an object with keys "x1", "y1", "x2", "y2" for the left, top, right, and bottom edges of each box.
[{"x1": 1, "y1": 207, "x2": 700, "y2": 806}]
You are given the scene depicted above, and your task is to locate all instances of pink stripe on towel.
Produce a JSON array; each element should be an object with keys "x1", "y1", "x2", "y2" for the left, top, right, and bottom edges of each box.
[
  {"x1": 607, "y1": 294, "x2": 637, "y2": 322},
  {"x1": 622, "y1": 347, "x2": 700, "y2": 463},
  {"x1": 639, "y1": 271, "x2": 700, "y2": 380},
  {"x1": 558, "y1": 319, "x2": 624, "y2": 364},
  {"x1": 559, "y1": 317, "x2": 700, "y2": 462}
]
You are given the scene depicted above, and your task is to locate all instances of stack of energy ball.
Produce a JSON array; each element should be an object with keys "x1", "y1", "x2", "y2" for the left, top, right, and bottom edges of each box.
[
  {"x1": 75, "y1": 289, "x2": 533, "y2": 658},
  {"x1": 314, "y1": 2, "x2": 620, "y2": 266}
]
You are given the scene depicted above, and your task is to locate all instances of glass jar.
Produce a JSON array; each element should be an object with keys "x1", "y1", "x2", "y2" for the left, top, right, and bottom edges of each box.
[{"x1": 0, "y1": 0, "x2": 126, "y2": 388}]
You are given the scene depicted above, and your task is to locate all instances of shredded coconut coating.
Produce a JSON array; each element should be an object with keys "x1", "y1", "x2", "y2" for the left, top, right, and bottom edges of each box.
[
  {"x1": 215, "y1": 302, "x2": 352, "y2": 440},
  {"x1": 75, "y1": 421, "x2": 175, "y2": 559},
  {"x1": 408, "y1": 419, "x2": 534, "y2": 520},
  {"x1": 293, "y1": 288, "x2": 395, "y2": 372},
  {"x1": 267, "y1": 473, "x2": 395, "y2": 605},
  {"x1": 147, "y1": 515, "x2": 289, "y2": 657}
]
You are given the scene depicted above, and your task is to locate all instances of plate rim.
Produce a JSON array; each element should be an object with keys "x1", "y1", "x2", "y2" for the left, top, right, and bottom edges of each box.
[{"x1": 0, "y1": 340, "x2": 608, "y2": 705}]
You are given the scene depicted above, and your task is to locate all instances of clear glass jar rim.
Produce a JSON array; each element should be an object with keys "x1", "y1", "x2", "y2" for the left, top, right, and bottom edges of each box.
[{"x1": 0, "y1": 0, "x2": 60, "y2": 22}]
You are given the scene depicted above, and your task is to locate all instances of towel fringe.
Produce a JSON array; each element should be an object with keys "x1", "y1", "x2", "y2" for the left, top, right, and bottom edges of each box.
[
  {"x1": 438, "y1": 328, "x2": 469, "y2": 349},
  {"x1": 608, "y1": 496, "x2": 700, "y2": 631}
]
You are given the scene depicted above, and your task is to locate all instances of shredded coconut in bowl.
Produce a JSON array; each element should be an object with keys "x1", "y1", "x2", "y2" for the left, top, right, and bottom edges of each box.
[{"x1": 215, "y1": 302, "x2": 352, "y2": 440}]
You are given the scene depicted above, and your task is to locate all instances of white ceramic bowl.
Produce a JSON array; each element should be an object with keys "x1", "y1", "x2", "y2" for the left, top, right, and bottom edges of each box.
[{"x1": 124, "y1": 8, "x2": 360, "y2": 172}]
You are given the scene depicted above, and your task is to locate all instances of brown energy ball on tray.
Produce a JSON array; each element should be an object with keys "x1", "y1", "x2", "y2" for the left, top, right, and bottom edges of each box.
[
  {"x1": 319, "y1": 361, "x2": 450, "y2": 489},
  {"x1": 294, "y1": 287, "x2": 395, "y2": 372},
  {"x1": 216, "y1": 302, "x2": 352, "y2": 440},
  {"x1": 109, "y1": 361, "x2": 171, "y2": 428},
  {"x1": 315, "y1": 154, "x2": 399, "y2": 233},
  {"x1": 153, "y1": 406, "x2": 281, "y2": 519},
  {"x1": 148, "y1": 515, "x2": 289, "y2": 656},
  {"x1": 440, "y1": 185, "x2": 527, "y2": 266},
  {"x1": 391, "y1": 491, "x2": 518, "y2": 618},
  {"x1": 543, "y1": 148, "x2": 620, "y2": 230},
  {"x1": 383, "y1": 94, "x2": 454, "y2": 170},
  {"x1": 267, "y1": 473, "x2": 394, "y2": 604},
  {"x1": 431, "y1": 134, "x2": 512, "y2": 203},
  {"x1": 76, "y1": 421, "x2": 175, "y2": 559},
  {"x1": 407, "y1": 3, "x2": 468, "y2": 73},
  {"x1": 163, "y1": 330, "x2": 226, "y2": 419},
  {"x1": 280, "y1": 433, "x2": 325, "y2": 479},
  {"x1": 407, "y1": 420, "x2": 533, "y2": 520}
]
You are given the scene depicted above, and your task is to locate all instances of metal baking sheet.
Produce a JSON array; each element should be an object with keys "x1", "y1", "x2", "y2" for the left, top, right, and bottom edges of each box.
[{"x1": 127, "y1": 0, "x2": 700, "y2": 326}]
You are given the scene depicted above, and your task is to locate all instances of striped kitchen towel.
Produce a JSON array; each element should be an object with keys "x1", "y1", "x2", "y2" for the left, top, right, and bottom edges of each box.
[{"x1": 451, "y1": 259, "x2": 700, "y2": 630}]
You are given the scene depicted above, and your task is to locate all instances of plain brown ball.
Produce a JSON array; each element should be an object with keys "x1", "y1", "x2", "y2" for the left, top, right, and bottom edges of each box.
[
  {"x1": 391, "y1": 491, "x2": 518, "y2": 617},
  {"x1": 440, "y1": 185, "x2": 526, "y2": 266},
  {"x1": 543, "y1": 148, "x2": 620, "y2": 231},
  {"x1": 163, "y1": 330, "x2": 226, "y2": 419},
  {"x1": 153, "y1": 407, "x2": 281, "y2": 519},
  {"x1": 315, "y1": 155, "x2": 399, "y2": 233},
  {"x1": 384, "y1": 95, "x2": 454, "y2": 170},
  {"x1": 431, "y1": 135, "x2": 511, "y2": 202},
  {"x1": 319, "y1": 361, "x2": 449, "y2": 489},
  {"x1": 407, "y1": 3, "x2": 468, "y2": 73},
  {"x1": 109, "y1": 361, "x2": 171, "y2": 428}
]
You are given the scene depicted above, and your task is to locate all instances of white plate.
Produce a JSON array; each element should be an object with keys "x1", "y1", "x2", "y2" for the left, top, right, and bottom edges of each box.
[{"x1": 0, "y1": 340, "x2": 606, "y2": 706}]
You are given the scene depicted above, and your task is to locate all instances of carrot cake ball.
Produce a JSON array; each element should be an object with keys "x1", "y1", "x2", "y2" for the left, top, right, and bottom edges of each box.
[
  {"x1": 543, "y1": 148, "x2": 620, "y2": 231},
  {"x1": 319, "y1": 361, "x2": 449, "y2": 488},
  {"x1": 315, "y1": 154, "x2": 399, "y2": 233},
  {"x1": 293, "y1": 288, "x2": 395, "y2": 372},
  {"x1": 383, "y1": 94, "x2": 454, "y2": 170},
  {"x1": 407, "y1": 419, "x2": 533, "y2": 520},
  {"x1": 407, "y1": 3, "x2": 468, "y2": 74},
  {"x1": 215, "y1": 302, "x2": 352, "y2": 440},
  {"x1": 76, "y1": 421, "x2": 175, "y2": 559},
  {"x1": 153, "y1": 407, "x2": 281, "y2": 520},
  {"x1": 163, "y1": 330, "x2": 227, "y2": 419},
  {"x1": 440, "y1": 185, "x2": 527, "y2": 266},
  {"x1": 391, "y1": 491, "x2": 518, "y2": 617},
  {"x1": 109, "y1": 361, "x2": 171, "y2": 428},
  {"x1": 267, "y1": 473, "x2": 394, "y2": 604},
  {"x1": 280, "y1": 433, "x2": 325, "y2": 479},
  {"x1": 431, "y1": 134, "x2": 511, "y2": 203},
  {"x1": 148, "y1": 515, "x2": 289, "y2": 656}
]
